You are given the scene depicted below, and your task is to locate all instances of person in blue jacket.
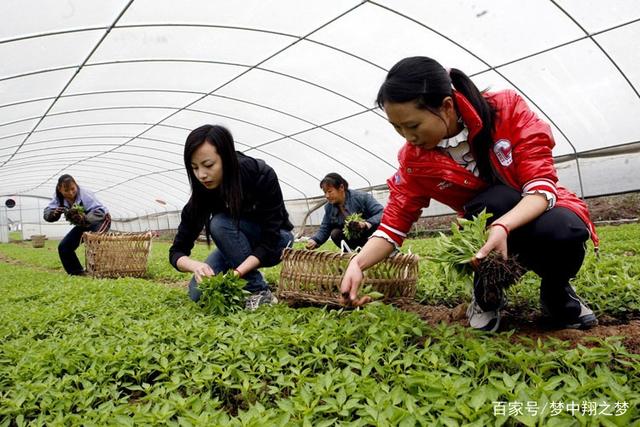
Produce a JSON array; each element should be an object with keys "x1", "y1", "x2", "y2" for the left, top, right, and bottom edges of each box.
[
  {"x1": 43, "y1": 174, "x2": 111, "y2": 275},
  {"x1": 305, "y1": 173, "x2": 383, "y2": 251}
]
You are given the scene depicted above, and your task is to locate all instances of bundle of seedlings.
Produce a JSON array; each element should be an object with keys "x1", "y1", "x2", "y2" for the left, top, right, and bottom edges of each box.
[
  {"x1": 64, "y1": 203, "x2": 87, "y2": 226},
  {"x1": 429, "y1": 210, "x2": 526, "y2": 308},
  {"x1": 196, "y1": 271, "x2": 250, "y2": 316},
  {"x1": 343, "y1": 212, "x2": 365, "y2": 240}
]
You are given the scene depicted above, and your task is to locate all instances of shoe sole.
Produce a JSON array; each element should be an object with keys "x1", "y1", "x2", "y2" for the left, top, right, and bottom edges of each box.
[
  {"x1": 478, "y1": 316, "x2": 501, "y2": 333},
  {"x1": 563, "y1": 314, "x2": 598, "y2": 330},
  {"x1": 468, "y1": 312, "x2": 501, "y2": 333},
  {"x1": 543, "y1": 314, "x2": 598, "y2": 330}
]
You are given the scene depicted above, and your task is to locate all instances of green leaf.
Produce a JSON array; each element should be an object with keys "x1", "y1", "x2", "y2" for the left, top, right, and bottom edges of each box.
[
  {"x1": 196, "y1": 271, "x2": 250, "y2": 316},
  {"x1": 343, "y1": 212, "x2": 365, "y2": 240}
]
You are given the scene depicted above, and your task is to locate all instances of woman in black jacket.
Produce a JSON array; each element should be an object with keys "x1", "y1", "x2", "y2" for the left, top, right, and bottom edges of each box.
[{"x1": 169, "y1": 125, "x2": 294, "y2": 309}]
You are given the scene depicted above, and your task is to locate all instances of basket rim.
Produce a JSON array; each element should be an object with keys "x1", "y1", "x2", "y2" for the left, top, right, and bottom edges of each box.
[
  {"x1": 281, "y1": 247, "x2": 419, "y2": 261},
  {"x1": 82, "y1": 231, "x2": 154, "y2": 242}
]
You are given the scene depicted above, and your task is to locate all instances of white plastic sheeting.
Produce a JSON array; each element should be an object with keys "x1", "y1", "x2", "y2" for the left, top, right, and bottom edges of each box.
[{"x1": 1, "y1": 0, "x2": 639, "y2": 228}]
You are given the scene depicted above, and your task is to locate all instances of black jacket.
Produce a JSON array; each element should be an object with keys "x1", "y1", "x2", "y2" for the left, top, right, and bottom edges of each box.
[{"x1": 169, "y1": 153, "x2": 293, "y2": 269}]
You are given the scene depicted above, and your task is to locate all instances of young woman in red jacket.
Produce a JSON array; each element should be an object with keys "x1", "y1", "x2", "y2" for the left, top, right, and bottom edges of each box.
[{"x1": 340, "y1": 56, "x2": 598, "y2": 332}]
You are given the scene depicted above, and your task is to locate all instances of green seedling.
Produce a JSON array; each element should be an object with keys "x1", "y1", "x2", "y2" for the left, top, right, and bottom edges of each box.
[
  {"x1": 64, "y1": 203, "x2": 87, "y2": 226},
  {"x1": 197, "y1": 271, "x2": 250, "y2": 316},
  {"x1": 343, "y1": 212, "x2": 365, "y2": 240},
  {"x1": 429, "y1": 209, "x2": 525, "y2": 307}
]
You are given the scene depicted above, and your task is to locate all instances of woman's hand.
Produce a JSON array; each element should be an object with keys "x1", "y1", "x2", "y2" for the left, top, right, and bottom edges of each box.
[
  {"x1": 473, "y1": 193, "x2": 548, "y2": 263},
  {"x1": 305, "y1": 239, "x2": 318, "y2": 250},
  {"x1": 474, "y1": 223, "x2": 509, "y2": 262},
  {"x1": 339, "y1": 259, "x2": 365, "y2": 305},
  {"x1": 356, "y1": 221, "x2": 371, "y2": 230},
  {"x1": 339, "y1": 237, "x2": 394, "y2": 306},
  {"x1": 190, "y1": 261, "x2": 215, "y2": 283}
]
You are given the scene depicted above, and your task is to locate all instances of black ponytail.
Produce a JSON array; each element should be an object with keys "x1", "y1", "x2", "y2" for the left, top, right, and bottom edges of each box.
[
  {"x1": 377, "y1": 56, "x2": 496, "y2": 181},
  {"x1": 449, "y1": 68, "x2": 496, "y2": 181}
]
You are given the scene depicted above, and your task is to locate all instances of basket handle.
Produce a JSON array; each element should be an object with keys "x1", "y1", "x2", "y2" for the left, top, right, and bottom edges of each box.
[{"x1": 340, "y1": 239, "x2": 352, "y2": 253}]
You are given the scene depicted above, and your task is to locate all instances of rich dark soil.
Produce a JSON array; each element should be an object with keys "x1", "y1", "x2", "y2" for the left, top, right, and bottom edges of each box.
[{"x1": 392, "y1": 299, "x2": 640, "y2": 354}]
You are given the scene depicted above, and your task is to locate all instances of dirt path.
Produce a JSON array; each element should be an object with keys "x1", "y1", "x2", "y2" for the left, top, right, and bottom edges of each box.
[
  {"x1": 0, "y1": 252, "x2": 189, "y2": 288},
  {"x1": 393, "y1": 298, "x2": 640, "y2": 354},
  {"x1": 0, "y1": 252, "x2": 56, "y2": 272}
]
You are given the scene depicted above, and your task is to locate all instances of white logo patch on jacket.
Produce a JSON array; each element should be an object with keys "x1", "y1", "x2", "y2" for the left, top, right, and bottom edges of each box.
[{"x1": 494, "y1": 139, "x2": 513, "y2": 166}]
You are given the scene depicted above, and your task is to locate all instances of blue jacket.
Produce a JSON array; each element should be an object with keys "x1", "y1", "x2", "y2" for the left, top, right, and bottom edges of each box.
[
  {"x1": 310, "y1": 189, "x2": 383, "y2": 245},
  {"x1": 43, "y1": 186, "x2": 109, "y2": 226}
]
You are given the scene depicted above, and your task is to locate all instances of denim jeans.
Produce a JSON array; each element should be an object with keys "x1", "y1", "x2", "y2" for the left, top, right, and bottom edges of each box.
[
  {"x1": 59, "y1": 221, "x2": 110, "y2": 275},
  {"x1": 188, "y1": 213, "x2": 294, "y2": 301}
]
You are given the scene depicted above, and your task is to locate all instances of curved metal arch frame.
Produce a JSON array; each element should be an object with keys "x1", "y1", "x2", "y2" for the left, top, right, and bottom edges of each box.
[
  {"x1": 2, "y1": 120, "x2": 354, "y2": 198},
  {"x1": 95, "y1": 165, "x2": 310, "y2": 217},
  {"x1": 0, "y1": 94, "x2": 388, "y2": 191},
  {"x1": 369, "y1": 1, "x2": 640, "y2": 197},
  {"x1": 4, "y1": 112, "x2": 385, "y2": 199},
  {"x1": 0, "y1": 1, "x2": 638, "y2": 212},
  {"x1": 0, "y1": 129, "x2": 316, "y2": 203},
  {"x1": 0, "y1": 1, "x2": 406, "y2": 198}
]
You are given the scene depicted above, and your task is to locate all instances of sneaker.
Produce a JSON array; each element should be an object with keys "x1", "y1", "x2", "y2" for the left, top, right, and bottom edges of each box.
[
  {"x1": 541, "y1": 297, "x2": 598, "y2": 330},
  {"x1": 466, "y1": 295, "x2": 503, "y2": 332},
  {"x1": 245, "y1": 289, "x2": 278, "y2": 311}
]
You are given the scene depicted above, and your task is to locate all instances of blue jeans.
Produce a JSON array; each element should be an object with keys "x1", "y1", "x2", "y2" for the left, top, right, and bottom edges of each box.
[
  {"x1": 59, "y1": 221, "x2": 110, "y2": 275},
  {"x1": 188, "y1": 214, "x2": 293, "y2": 301}
]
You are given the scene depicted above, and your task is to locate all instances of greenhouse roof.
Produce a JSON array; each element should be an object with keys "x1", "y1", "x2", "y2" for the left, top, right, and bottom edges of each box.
[{"x1": 1, "y1": 0, "x2": 639, "y2": 218}]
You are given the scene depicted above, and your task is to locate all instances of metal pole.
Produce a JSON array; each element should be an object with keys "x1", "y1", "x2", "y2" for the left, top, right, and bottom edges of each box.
[
  {"x1": 37, "y1": 198, "x2": 42, "y2": 234},
  {"x1": 0, "y1": 206, "x2": 8, "y2": 243},
  {"x1": 18, "y1": 196, "x2": 24, "y2": 240}
]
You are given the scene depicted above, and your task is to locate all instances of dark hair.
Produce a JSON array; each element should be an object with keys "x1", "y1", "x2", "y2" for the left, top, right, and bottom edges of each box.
[
  {"x1": 55, "y1": 174, "x2": 78, "y2": 206},
  {"x1": 376, "y1": 56, "x2": 496, "y2": 181},
  {"x1": 184, "y1": 125, "x2": 242, "y2": 227},
  {"x1": 320, "y1": 172, "x2": 348, "y2": 191}
]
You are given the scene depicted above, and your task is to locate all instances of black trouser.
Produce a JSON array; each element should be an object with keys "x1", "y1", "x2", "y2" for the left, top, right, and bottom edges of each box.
[
  {"x1": 463, "y1": 185, "x2": 590, "y2": 321},
  {"x1": 330, "y1": 226, "x2": 375, "y2": 252},
  {"x1": 58, "y1": 220, "x2": 111, "y2": 275}
]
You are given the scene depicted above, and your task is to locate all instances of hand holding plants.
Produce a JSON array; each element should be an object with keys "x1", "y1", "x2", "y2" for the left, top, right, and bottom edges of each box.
[
  {"x1": 64, "y1": 204, "x2": 87, "y2": 226},
  {"x1": 474, "y1": 222, "x2": 509, "y2": 262},
  {"x1": 190, "y1": 260, "x2": 215, "y2": 283},
  {"x1": 340, "y1": 259, "x2": 363, "y2": 303},
  {"x1": 430, "y1": 210, "x2": 525, "y2": 304},
  {"x1": 340, "y1": 261, "x2": 373, "y2": 307},
  {"x1": 343, "y1": 213, "x2": 366, "y2": 240}
]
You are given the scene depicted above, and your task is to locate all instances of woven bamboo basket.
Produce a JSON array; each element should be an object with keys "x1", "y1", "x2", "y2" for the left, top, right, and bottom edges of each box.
[
  {"x1": 82, "y1": 231, "x2": 153, "y2": 278},
  {"x1": 31, "y1": 234, "x2": 46, "y2": 248},
  {"x1": 278, "y1": 248, "x2": 419, "y2": 305}
]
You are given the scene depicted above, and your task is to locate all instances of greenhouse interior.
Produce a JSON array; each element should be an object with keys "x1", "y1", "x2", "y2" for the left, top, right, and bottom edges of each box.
[{"x1": 1, "y1": 1, "x2": 639, "y2": 425}]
